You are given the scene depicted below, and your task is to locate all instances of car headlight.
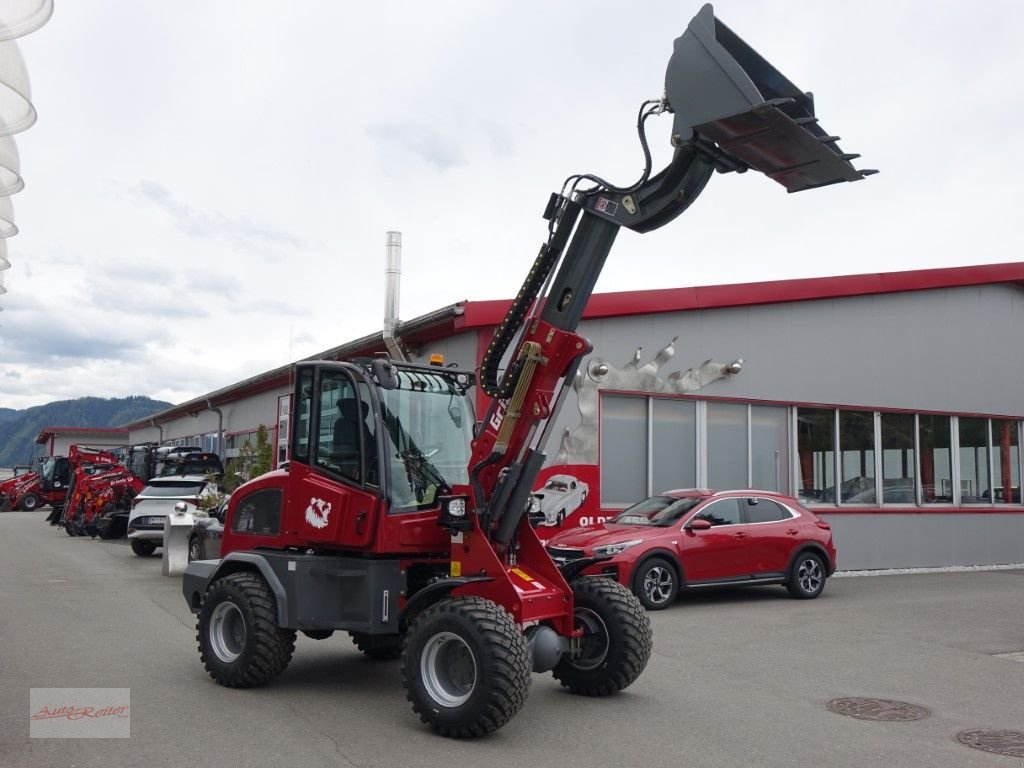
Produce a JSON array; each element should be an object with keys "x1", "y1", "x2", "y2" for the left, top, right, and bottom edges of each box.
[{"x1": 593, "y1": 539, "x2": 643, "y2": 556}]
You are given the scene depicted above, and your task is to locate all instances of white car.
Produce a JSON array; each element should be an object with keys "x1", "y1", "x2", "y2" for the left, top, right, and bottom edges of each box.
[
  {"x1": 531, "y1": 474, "x2": 589, "y2": 526},
  {"x1": 126, "y1": 475, "x2": 218, "y2": 557}
]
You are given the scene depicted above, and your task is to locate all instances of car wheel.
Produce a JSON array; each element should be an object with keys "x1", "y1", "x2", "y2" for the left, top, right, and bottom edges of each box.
[
  {"x1": 631, "y1": 557, "x2": 679, "y2": 610},
  {"x1": 188, "y1": 535, "x2": 203, "y2": 563},
  {"x1": 131, "y1": 539, "x2": 157, "y2": 557},
  {"x1": 556, "y1": 509, "x2": 566, "y2": 525},
  {"x1": 787, "y1": 551, "x2": 826, "y2": 599}
]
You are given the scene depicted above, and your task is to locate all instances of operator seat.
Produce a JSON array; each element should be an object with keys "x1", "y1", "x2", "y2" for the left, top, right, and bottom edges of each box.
[{"x1": 332, "y1": 398, "x2": 375, "y2": 482}]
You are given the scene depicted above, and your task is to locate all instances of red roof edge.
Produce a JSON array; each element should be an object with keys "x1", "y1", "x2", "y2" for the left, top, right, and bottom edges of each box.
[{"x1": 458, "y1": 262, "x2": 1024, "y2": 326}]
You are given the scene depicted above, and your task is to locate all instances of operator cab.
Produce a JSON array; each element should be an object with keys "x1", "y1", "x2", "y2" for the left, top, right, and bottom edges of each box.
[
  {"x1": 39, "y1": 455, "x2": 71, "y2": 491},
  {"x1": 219, "y1": 356, "x2": 475, "y2": 556}
]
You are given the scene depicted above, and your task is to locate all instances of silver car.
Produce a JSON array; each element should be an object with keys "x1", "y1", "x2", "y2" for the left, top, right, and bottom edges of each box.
[{"x1": 126, "y1": 475, "x2": 215, "y2": 557}]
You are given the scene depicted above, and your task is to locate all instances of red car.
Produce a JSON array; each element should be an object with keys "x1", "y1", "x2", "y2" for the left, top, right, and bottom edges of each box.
[{"x1": 545, "y1": 489, "x2": 837, "y2": 610}]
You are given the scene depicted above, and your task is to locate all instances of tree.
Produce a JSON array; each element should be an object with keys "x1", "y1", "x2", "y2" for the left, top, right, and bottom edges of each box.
[{"x1": 229, "y1": 424, "x2": 274, "y2": 485}]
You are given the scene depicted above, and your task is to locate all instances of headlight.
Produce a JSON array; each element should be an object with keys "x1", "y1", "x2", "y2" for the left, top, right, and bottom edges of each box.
[
  {"x1": 447, "y1": 497, "x2": 466, "y2": 518},
  {"x1": 593, "y1": 539, "x2": 643, "y2": 556}
]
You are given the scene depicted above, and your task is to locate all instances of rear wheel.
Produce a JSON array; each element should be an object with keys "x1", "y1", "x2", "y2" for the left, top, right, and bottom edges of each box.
[
  {"x1": 19, "y1": 492, "x2": 42, "y2": 511},
  {"x1": 631, "y1": 557, "x2": 679, "y2": 610},
  {"x1": 401, "y1": 597, "x2": 530, "y2": 738},
  {"x1": 197, "y1": 572, "x2": 296, "y2": 687},
  {"x1": 131, "y1": 539, "x2": 157, "y2": 557},
  {"x1": 787, "y1": 552, "x2": 826, "y2": 599},
  {"x1": 187, "y1": 535, "x2": 203, "y2": 563},
  {"x1": 552, "y1": 577, "x2": 652, "y2": 696},
  {"x1": 350, "y1": 631, "x2": 403, "y2": 660}
]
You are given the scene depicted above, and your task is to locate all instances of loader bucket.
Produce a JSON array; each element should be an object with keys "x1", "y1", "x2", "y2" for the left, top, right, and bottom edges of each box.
[{"x1": 667, "y1": 4, "x2": 874, "y2": 192}]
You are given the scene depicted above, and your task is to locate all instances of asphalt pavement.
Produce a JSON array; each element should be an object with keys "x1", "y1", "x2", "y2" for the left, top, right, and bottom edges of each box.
[{"x1": 1, "y1": 509, "x2": 1022, "y2": 768}]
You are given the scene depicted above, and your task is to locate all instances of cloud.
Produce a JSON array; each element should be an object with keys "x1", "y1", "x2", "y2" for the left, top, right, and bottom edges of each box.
[
  {"x1": 367, "y1": 122, "x2": 465, "y2": 171},
  {"x1": 123, "y1": 180, "x2": 309, "y2": 254}
]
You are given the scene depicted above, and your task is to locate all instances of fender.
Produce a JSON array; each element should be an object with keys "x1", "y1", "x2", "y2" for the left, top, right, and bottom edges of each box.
[
  {"x1": 631, "y1": 547, "x2": 684, "y2": 582},
  {"x1": 182, "y1": 552, "x2": 291, "y2": 627},
  {"x1": 399, "y1": 576, "x2": 493, "y2": 629},
  {"x1": 786, "y1": 543, "x2": 834, "y2": 577}
]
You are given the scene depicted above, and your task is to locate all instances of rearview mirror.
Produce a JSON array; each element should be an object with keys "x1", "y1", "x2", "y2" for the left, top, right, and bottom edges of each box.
[{"x1": 685, "y1": 518, "x2": 712, "y2": 531}]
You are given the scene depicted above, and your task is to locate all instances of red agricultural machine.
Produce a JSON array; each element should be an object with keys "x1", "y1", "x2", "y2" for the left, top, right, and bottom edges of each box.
[
  {"x1": 182, "y1": 4, "x2": 873, "y2": 737},
  {"x1": 56, "y1": 444, "x2": 223, "y2": 538},
  {"x1": 2, "y1": 448, "x2": 110, "y2": 513}
]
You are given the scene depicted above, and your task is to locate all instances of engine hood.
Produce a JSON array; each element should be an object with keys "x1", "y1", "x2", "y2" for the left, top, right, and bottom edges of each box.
[{"x1": 547, "y1": 523, "x2": 667, "y2": 551}]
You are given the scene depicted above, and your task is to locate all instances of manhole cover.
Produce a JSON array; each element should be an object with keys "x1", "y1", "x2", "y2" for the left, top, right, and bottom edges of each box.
[
  {"x1": 956, "y1": 729, "x2": 1024, "y2": 758},
  {"x1": 826, "y1": 697, "x2": 930, "y2": 721}
]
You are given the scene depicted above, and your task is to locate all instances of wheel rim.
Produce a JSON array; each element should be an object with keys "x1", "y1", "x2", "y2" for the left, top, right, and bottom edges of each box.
[
  {"x1": 572, "y1": 607, "x2": 610, "y2": 670},
  {"x1": 189, "y1": 539, "x2": 202, "y2": 562},
  {"x1": 22, "y1": 496, "x2": 38, "y2": 510},
  {"x1": 642, "y1": 565, "x2": 675, "y2": 605},
  {"x1": 420, "y1": 631, "x2": 477, "y2": 707},
  {"x1": 209, "y1": 602, "x2": 246, "y2": 663},
  {"x1": 797, "y1": 558, "x2": 823, "y2": 593}
]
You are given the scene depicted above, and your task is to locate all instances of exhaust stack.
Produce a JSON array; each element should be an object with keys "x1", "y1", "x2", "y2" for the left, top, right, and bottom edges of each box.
[{"x1": 383, "y1": 231, "x2": 407, "y2": 361}]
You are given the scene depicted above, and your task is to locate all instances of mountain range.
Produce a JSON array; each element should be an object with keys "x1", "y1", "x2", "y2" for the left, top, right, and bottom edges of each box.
[{"x1": 0, "y1": 396, "x2": 172, "y2": 466}]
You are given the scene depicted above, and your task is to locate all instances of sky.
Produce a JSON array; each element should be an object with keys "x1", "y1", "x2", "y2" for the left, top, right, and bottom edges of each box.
[{"x1": 1, "y1": 0, "x2": 1022, "y2": 410}]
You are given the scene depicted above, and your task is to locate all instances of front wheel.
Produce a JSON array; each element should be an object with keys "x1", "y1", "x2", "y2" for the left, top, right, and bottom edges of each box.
[
  {"x1": 197, "y1": 572, "x2": 296, "y2": 687},
  {"x1": 187, "y1": 535, "x2": 203, "y2": 563},
  {"x1": 787, "y1": 552, "x2": 826, "y2": 599},
  {"x1": 401, "y1": 597, "x2": 530, "y2": 738},
  {"x1": 552, "y1": 577, "x2": 652, "y2": 696},
  {"x1": 19, "y1": 492, "x2": 42, "y2": 511}
]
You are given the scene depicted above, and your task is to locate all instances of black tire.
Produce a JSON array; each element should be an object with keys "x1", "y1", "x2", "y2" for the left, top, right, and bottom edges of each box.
[
  {"x1": 97, "y1": 513, "x2": 126, "y2": 540},
  {"x1": 787, "y1": 551, "x2": 826, "y2": 599},
  {"x1": 631, "y1": 556, "x2": 679, "y2": 610},
  {"x1": 131, "y1": 539, "x2": 157, "y2": 557},
  {"x1": 197, "y1": 572, "x2": 296, "y2": 687},
  {"x1": 552, "y1": 577, "x2": 653, "y2": 696},
  {"x1": 401, "y1": 596, "x2": 530, "y2": 738},
  {"x1": 19, "y1": 492, "x2": 42, "y2": 511},
  {"x1": 350, "y1": 631, "x2": 403, "y2": 660},
  {"x1": 187, "y1": 535, "x2": 203, "y2": 563}
]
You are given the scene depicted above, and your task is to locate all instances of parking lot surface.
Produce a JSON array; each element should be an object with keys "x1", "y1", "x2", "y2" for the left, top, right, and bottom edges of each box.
[{"x1": 1, "y1": 509, "x2": 1022, "y2": 767}]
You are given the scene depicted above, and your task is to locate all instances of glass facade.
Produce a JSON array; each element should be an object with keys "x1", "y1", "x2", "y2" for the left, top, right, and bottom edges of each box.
[{"x1": 599, "y1": 392, "x2": 1024, "y2": 511}]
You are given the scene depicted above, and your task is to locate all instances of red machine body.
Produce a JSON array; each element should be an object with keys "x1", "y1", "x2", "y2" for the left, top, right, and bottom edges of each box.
[{"x1": 183, "y1": 3, "x2": 873, "y2": 738}]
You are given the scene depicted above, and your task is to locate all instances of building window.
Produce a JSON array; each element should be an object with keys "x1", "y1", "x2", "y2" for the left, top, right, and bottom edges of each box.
[
  {"x1": 706, "y1": 402, "x2": 748, "y2": 491},
  {"x1": 651, "y1": 398, "x2": 696, "y2": 492},
  {"x1": 958, "y1": 417, "x2": 991, "y2": 503},
  {"x1": 919, "y1": 414, "x2": 953, "y2": 503},
  {"x1": 880, "y1": 412, "x2": 915, "y2": 504},
  {"x1": 600, "y1": 396, "x2": 647, "y2": 505},
  {"x1": 991, "y1": 419, "x2": 1021, "y2": 504},
  {"x1": 797, "y1": 408, "x2": 835, "y2": 506},
  {"x1": 751, "y1": 405, "x2": 789, "y2": 493},
  {"x1": 597, "y1": 393, "x2": 1022, "y2": 511},
  {"x1": 839, "y1": 410, "x2": 876, "y2": 504}
]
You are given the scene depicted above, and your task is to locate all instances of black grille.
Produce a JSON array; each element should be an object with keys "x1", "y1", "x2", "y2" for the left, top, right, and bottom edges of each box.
[{"x1": 546, "y1": 547, "x2": 585, "y2": 564}]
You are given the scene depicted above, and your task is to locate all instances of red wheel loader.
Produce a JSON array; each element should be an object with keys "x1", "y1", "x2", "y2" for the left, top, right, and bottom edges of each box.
[{"x1": 182, "y1": 4, "x2": 873, "y2": 737}]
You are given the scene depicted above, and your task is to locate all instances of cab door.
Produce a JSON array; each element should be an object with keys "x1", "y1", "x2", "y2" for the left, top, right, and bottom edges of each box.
[{"x1": 284, "y1": 365, "x2": 381, "y2": 549}]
